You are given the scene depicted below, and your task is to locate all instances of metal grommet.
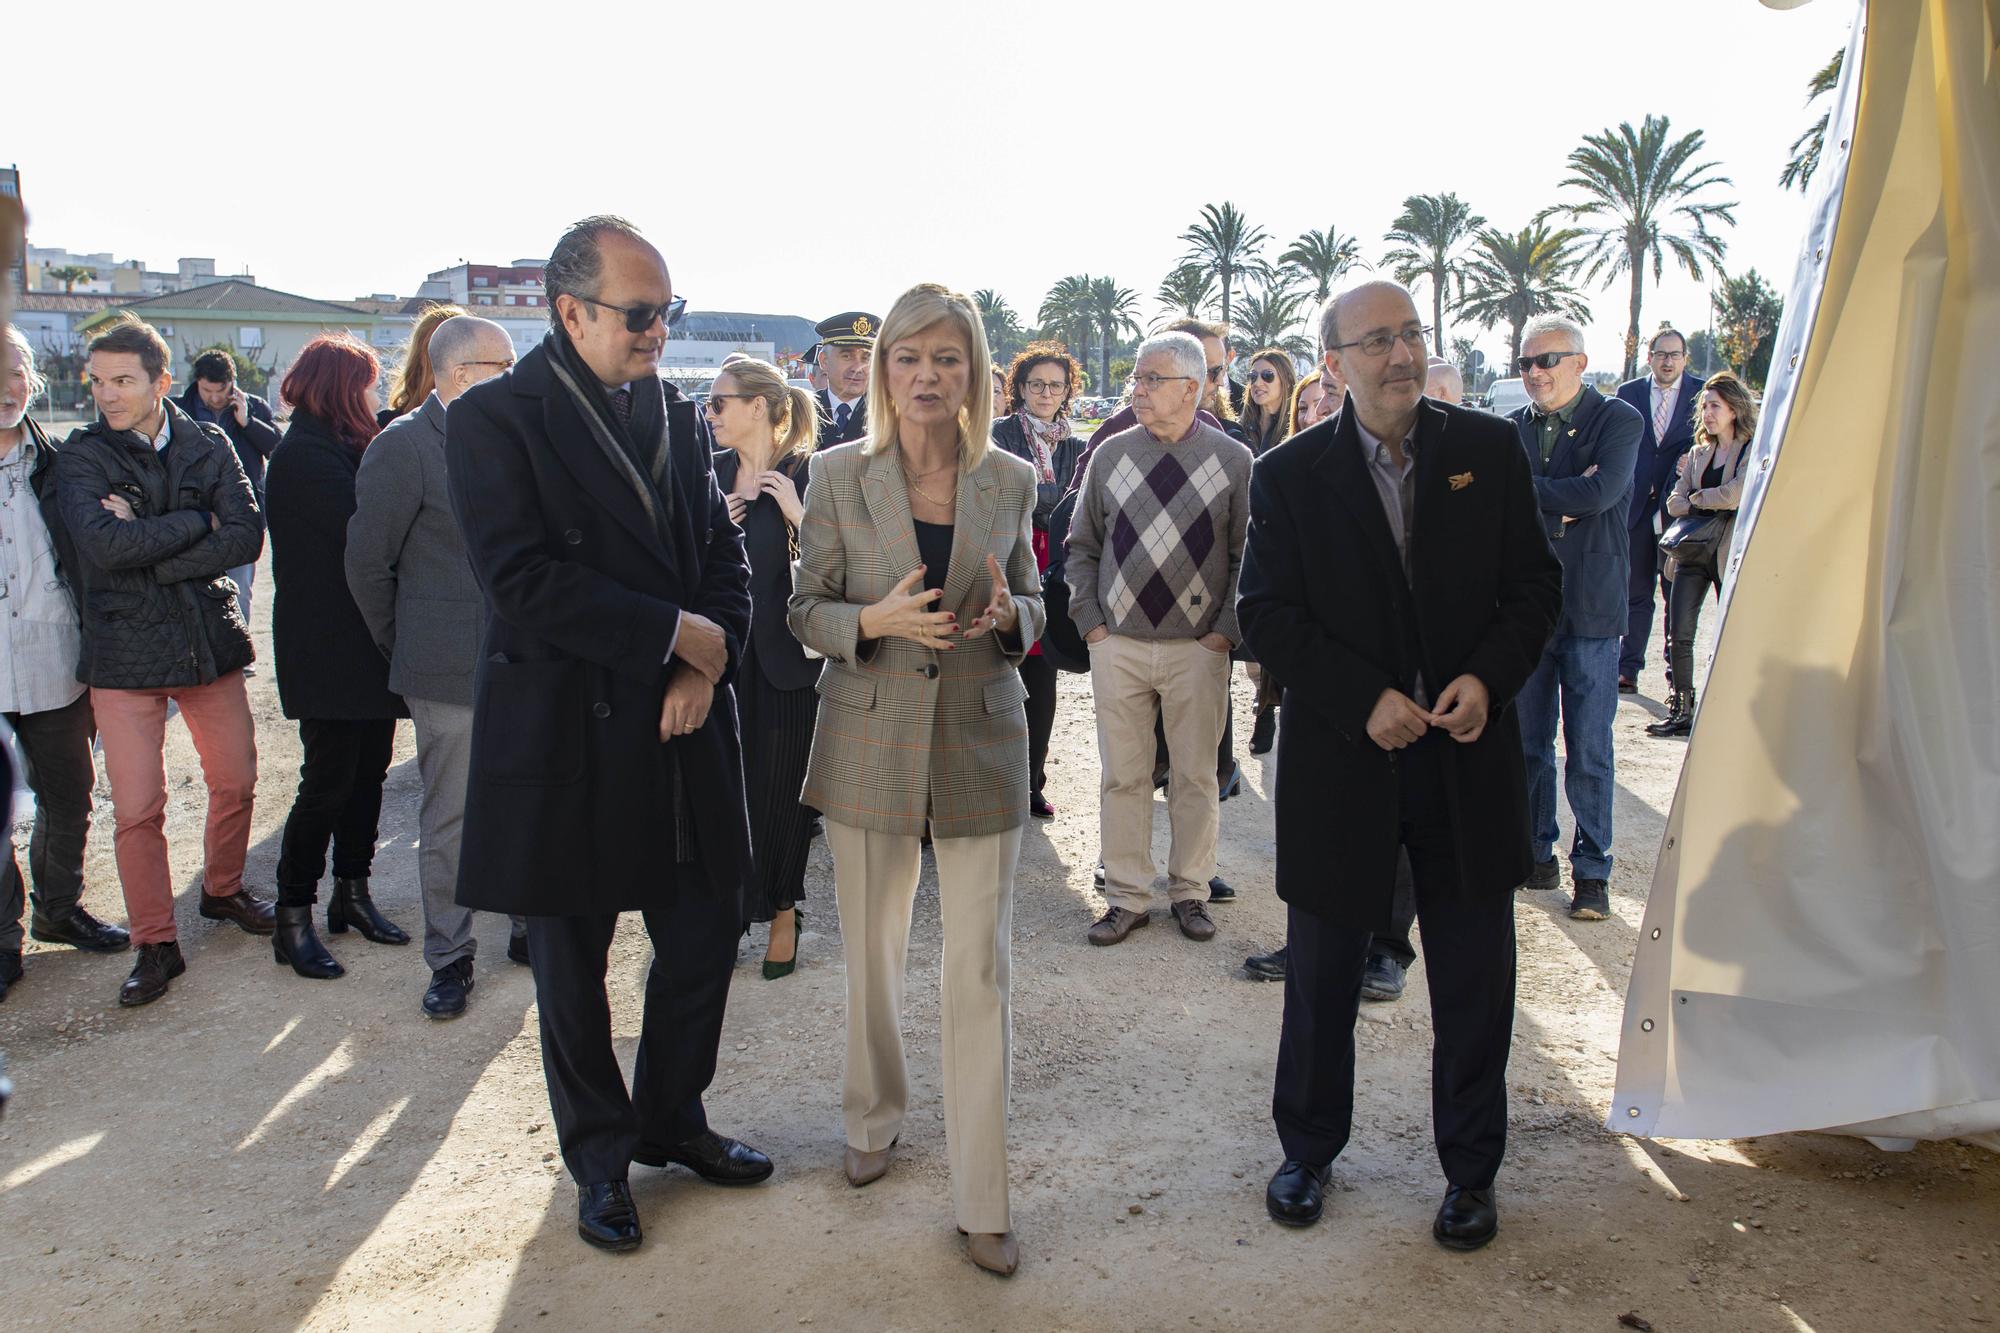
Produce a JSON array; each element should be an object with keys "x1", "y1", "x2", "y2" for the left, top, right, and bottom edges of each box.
[
  {"x1": 1665, "y1": 836, "x2": 1675, "y2": 850},
  {"x1": 1641, "y1": 1019, "x2": 1655, "y2": 1032},
  {"x1": 1840, "y1": 138, "x2": 1849, "y2": 150},
  {"x1": 1651, "y1": 928, "x2": 1662, "y2": 940},
  {"x1": 1678, "y1": 995, "x2": 1689, "y2": 1005},
  {"x1": 1628, "y1": 1107, "x2": 1642, "y2": 1118}
]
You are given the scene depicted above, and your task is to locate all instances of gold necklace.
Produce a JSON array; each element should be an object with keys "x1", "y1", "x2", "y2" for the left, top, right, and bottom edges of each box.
[{"x1": 904, "y1": 469, "x2": 956, "y2": 507}]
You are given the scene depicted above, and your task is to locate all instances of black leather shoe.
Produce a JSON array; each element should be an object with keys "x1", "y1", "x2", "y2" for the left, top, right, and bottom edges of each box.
[
  {"x1": 507, "y1": 931, "x2": 531, "y2": 966},
  {"x1": 577, "y1": 1180, "x2": 642, "y2": 1252},
  {"x1": 326, "y1": 877, "x2": 410, "y2": 945},
  {"x1": 118, "y1": 941, "x2": 186, "y2": 1007},
  {"x1": 1207, "y1": 876, "x2": 1236, "y2": 904},
  {"x1": 1569, "y1": 879, "x2": 1611, "y2": 921},
  {"x1": 1433, "y1": 1186, "x2": 1498, "y2": 1251},
  {"x1": 1028, "y1": 791, "x2": 1056, "y2": 819},
  {"x1": 1518, "y1": 859, "x2": 1559, "y2": 892},
  {"x1": 1243, "y1": 944, "x2": 1287, "y2": 981},
  {"x1": 199, "y1": 889, "x2": 276, "y2": 934},
  {"x1": 1360, "y1": 953, "x2": 1407, "y2": 1002},
  {"x1": 422, "y1": 958, "x2": 475, "y2": 1019},
  {"x1": 30, "y1": 905, "x2": 130, "y2": 953},
  {"x1": 1249, "y1": 706, "x2": 1276, "y2": 755},
  {"x1": 0, "y1": 951, "x2": 22, "y2": 1003},
  {"x1": 1266, "y1": 1159, "x2": 1331, "y2": 1227},
  {"x1": 633, "y1": 1129, "x2": 773, "y2": 1184},
  {"x1": 273, "y1": 903, "x2": 344, "y2": 979}
]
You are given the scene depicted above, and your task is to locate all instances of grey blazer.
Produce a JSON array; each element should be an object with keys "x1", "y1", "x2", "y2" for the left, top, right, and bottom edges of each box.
[
  {"x1": 788, "y1": 442, "x2": 1046, "y2": 838},
  {"x1": 344, "y1": 392, "x2": 485, "y2": 705}
]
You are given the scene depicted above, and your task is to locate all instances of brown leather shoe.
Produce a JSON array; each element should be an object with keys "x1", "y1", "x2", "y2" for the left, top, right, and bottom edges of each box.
[
  {"x1": 965, "y1": 1231, "x2": 1019, "y2": 1276},
  {"x1": 1086, "y1": 906, "x2": 1150, "y2": 946},
  {"x1": 844, "y1": 1141, "x2": 894, "y2": 1187},
  {"x1": 118, "y1": 941, "x2": 186, "y2": 1007},
  {"x1": 1171, "y1": 899, "x2": 1217, "y2": 941},
  {"x1": 199, "y1": 889, "x2": 277, "y2": 935}
]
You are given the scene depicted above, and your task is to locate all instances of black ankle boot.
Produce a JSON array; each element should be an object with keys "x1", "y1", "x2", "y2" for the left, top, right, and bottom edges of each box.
[
  {"x1": 1646, "y1": 687, "x2": 1695, "y2": 737},
  {"x1": 1249, "y1": 705, "x2": 1276, "y2": 755},
  {"x1": 274, "y1": 903, "x2": 344, "y2": 979},
  {"x1": 327, "y1": 877, "x2": 410, "y2": 945}
]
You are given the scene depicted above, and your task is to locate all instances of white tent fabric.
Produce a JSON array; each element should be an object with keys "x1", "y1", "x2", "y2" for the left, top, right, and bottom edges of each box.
[{"x1": 1612, "y1": 0, "x2": 2000, "y2": 1150}]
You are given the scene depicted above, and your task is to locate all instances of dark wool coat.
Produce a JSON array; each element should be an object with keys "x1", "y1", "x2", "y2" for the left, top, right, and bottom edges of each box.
[
  {"x1": 265, "y1": 411, "x2": 408, "y2": 721},
  {"x1": 1236, "y1": 398, "x2": 1562, "y2": 929},
  {"x1": 445, "y1": 343, "x2": 754, "y2": 917}
]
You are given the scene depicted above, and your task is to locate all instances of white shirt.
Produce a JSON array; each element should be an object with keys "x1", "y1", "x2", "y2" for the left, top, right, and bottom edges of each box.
[
  {"x1": 147, "y1": 402, "x2": 172, "y2": 452},
  {"x1": 1649, "y1": 375, "x2": 1682, "y2": 435}
]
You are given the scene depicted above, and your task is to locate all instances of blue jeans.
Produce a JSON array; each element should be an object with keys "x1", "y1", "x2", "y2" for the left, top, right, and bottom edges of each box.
[
  {"x1": 228, "y1": 562, "x2": 255, "y2": 629},
  {"x1": 1518, "y1": 633, "x2": 1618, "y2": 881}
]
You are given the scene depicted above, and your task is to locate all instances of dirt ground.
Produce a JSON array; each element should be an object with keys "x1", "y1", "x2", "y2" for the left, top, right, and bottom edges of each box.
[{"x1": 0, "y1": 555, "x2": 1994, "y2": 1333}]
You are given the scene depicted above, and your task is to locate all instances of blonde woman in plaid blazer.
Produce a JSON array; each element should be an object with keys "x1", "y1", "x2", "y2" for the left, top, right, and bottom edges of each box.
[{"x1": 787, "y1": 284, "x2": 1044, "y2": 1278}]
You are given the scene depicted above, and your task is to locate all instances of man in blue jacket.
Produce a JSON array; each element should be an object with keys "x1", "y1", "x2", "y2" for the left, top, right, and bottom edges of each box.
[
  {"x1": 1508, "y1": 315, "x2": 1641, "y2": 921},
  {"x1": 1614, "y1": 328, "x2": 1704, "y2": 691}
]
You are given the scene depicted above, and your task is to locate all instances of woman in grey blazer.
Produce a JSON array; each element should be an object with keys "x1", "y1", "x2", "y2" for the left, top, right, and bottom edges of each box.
[{"x1": 788, "y1": 284, "x2": 1044, "y2": 1277}]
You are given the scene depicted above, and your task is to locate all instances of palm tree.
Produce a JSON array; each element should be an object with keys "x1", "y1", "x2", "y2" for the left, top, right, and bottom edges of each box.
[
  {"x1": 1178, "y1": 202, "x2": 1270, "y2": 327},
  {"x1": 1539, "y1": 114, "x2": 1737, "y2": 379},
  {"x1": 1278, "y1": 226, "x2": 1369, "y2": 303},
  {"x1": 1229, "y1": 280, "x2": 1315, "y2": 360},
  {"x1": 1154, "y1": 264, "x2": 1216, "y2": 322},
  {"x1": 1780, "y1": 49, "x2": 1844, "y2": 193},
  {"x1": 1036, "y1": 274, "x2": 1095, "y2": 372},
  {"x1": 1454, "y1": 222, "x2": 1592, "y2": 367},
  {"x1": 1380, "y1": 193, "x2": 1485, "y2": 354},
  {"x1": 48, "y1": 264, "x2": 96, "y2": 293},
  {"x1": 973, "y1": 289, "x2": 1023, "y2": 364},
  {"x1": 1085, "y1": 277, "x2": 1141, "y2": 400}
]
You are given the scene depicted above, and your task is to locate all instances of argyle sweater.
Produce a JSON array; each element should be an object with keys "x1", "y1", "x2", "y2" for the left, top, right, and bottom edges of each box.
[{"x1": 1064, "y1": 420, "x2": 1253, "y2": 644}]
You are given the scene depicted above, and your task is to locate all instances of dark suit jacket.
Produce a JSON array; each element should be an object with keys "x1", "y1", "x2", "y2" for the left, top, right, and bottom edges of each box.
[
  {"x1": 445, "y1": 344, "x2": 754, "y2": 916},
  {"x1": 1616, "y1": 372, "x2": 1705, "y2": 530},
  {"x1": 1236, "y1": 398, "x2": 1561, "y2": 928},
  {"x1": 1508, "y1": 387, "x2": 1641, "y2": 640},
  {"x1": 815, "y1": 389, "x2": 867, "y2": 449},
  {"x1": 714, "y1": 449, "x2": 818, "y2": 693}
]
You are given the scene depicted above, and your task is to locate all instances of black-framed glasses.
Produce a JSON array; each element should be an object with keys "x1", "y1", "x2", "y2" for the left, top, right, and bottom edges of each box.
[
  {"x1": 1648, "y1": 347, "x2": 1687, "y2": 362},
  {"x1": 1130, "y1": 373, "x2": 1193, "y2": 392},
  {"x1": 1246, "y1": 368, "x2": 1279, "y2": 384},
  {"x1": 702, "y1": 393, "x2": 756, "y2": 414},
  {"x1": 1204, "y1": 365, "x2": 1228, "y2": 382},
  {"x1": 577, "y1": 294, "x2": 688, "y2": 333},
  {"x1": 1332, "y1": 326, "x2": 1431, "y2": 357},
  {"x1": 1516, "y1": 349, "x2": 1584, "y2": 373},
  {"x1": 460, "y1": 359, "x2": 515, "y2": 370},
  {"x1": 1023, "y1": 379, "x2": 1068, "y2": 394}
]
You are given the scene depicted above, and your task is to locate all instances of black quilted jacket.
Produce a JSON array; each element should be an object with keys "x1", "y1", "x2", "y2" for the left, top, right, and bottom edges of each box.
[{"x1": 57, "y1": 401, "x2": 264, "y2": 689}]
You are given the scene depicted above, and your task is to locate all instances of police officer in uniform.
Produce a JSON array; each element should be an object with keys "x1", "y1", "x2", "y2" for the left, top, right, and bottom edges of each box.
[{"x1": 812, "y1": 311, "x2": 878, "y2": 448}]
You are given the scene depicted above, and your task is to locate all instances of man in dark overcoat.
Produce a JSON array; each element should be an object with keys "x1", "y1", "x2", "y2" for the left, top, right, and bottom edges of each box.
[
  {"x1": 445, "y1": 216, "x2": 768, "y2": 1254},
  {"x1": 1237, "y1": 280, "x2": 1561, "y2": 1251}
]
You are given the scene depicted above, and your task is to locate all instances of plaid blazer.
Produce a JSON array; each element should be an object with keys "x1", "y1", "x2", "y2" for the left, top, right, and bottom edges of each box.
[{"x1": 789, "y1": 442, "x2": 1046, "y2": 837}]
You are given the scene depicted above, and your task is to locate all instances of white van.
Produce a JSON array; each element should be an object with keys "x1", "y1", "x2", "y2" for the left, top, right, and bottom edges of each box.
[{"x1": 1484, "y1": 377, "x2": 1530, "y2": 416}]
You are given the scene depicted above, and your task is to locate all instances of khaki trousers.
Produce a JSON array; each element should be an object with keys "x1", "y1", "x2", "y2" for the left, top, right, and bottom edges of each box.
[
  {"x1": 1088, "y1": 634, "x2": 1230, "y2": 911},
  {"x1": 826, "y1": 819, "x2": 1021, "y2": 1235}
]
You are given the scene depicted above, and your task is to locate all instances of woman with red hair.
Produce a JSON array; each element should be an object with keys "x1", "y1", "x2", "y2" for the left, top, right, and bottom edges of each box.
[{"x1": 263, "y1": 334, "x2": 411, "y2": 978}]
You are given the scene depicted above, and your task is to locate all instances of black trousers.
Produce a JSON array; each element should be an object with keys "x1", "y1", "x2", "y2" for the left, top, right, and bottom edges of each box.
[
  {"x1": 1665, "y1": 551, "x2": 1723, "y2": 693},
  {"x1": 1272, "y1": 735, "x2": 1517, "y2": 1188},
  {"x1": 276, "y1": 718, "x2": 396, "y2": 905},
  {"x1": 1368, "y1": 849, "x2": 1418, "y2": 968},
  {"x1": 1018, "y1": 652, "x2": 1057, "y2": 796},
  {"x1": 0, "y1": 692, "x2": 96, "y2": 954},
  {"x1": 527, "y1": 887, "x2": 740, "y2": 1185},
  {"x1": 1622, "y1": 517, "x2": 1670, "y2": 678}
]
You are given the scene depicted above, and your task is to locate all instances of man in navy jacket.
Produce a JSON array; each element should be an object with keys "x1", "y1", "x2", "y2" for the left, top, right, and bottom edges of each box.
[
  {"x1": 1507, "y1": 315, "x2": 1641, "y2": 922},
  {"x1": 1614, "y1": 328, "x2": 1704, "y2": 689}
]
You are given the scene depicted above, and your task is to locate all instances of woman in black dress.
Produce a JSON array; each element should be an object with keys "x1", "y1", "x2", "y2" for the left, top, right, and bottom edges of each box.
[
  {"x1": 991, "y1": 342, "x2": 1087, "y2": 819},
  {"x1": 707, "y1": 357, "x2": 820, "y2": 978}
]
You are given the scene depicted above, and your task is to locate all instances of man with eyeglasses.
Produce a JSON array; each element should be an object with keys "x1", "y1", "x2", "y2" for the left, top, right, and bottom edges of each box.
[
  {"x1": 811, "y1": 312, "x2": 877, "y2": 448},
  {"x1": 346, "y1": 314, "x2": 529, "y2": 1020},
  {"x1": 1505, "y1": 314, "x2": 1642, "y2": 923},
  {"x1": 1615, "y1": 327, "x2": 1703, "y2": 693},
  {"x1": 445, "y1": 216, "x2": 769, "y2": 1253},
  {"x1": 1239, "y1": 278, "x2": 1560, "y2": 1251}
]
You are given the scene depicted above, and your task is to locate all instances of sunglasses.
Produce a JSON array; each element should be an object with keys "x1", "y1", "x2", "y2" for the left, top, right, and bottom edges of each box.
[
  {"x1": 1204, "y1": 365, "x2": 1228, "y2": 382},
  {"x1": 702, "y1": 392, "x2": 756, "y2": 414},
  {"x1": 1246, "y1": 369, "x2": 1279, "y2": 384},
  {"x1": 1516, "y1": 349, "x2": 1584, "y2": 373},
  {"x1": 577, "y1": 294, "x2": 689, "y2": 334}
]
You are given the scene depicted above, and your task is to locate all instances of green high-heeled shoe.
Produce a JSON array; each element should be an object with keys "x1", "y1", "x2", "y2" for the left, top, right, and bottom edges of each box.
[{"x1": 762, "y1": 908, "x2": 802, "y2": 981}]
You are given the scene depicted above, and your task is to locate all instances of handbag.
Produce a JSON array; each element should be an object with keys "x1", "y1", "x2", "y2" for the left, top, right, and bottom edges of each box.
[{"x1": 1658, "y1": 511, "x2": 1731, "y2": 566}]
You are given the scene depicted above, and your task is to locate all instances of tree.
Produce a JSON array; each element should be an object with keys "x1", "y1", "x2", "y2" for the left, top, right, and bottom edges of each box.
[
  {"x1": 1687, "y1": 328, "x2": 1722, "y2": 379},
  {"x1": 1780, "y1": 49, "x2": 1844, "y2": 193},
  {"x1": 1178, "y1": 201, "x2": 1270, "y2": 327},
  {"x1": 1712, "y1": 269, "x2": 1784, "y2": 390},
  {"x1": 1454, "y1": 222, "x2": 1592, "y2": 367},
  {"x1": 1154, "y1": 264, "x2": 1216, "y2": 322},
  {"x1": 48, "y1": 264, "x2": 96, "y2": 293},
  {"x1": 1381, "y1": 193, "x2": 1485, "y2": 353},
  {"x1": 1036, "y1": 275, "x2": 1095, "y2": 367},
  {"x1": 1278, "y1": 225, "x2": 1368, "y2": 303},
  {"x1": 1540, "y1": 114, "x2": 1737, "y2": 379},
  {"x1": 973, "y1": 289, "x2": 1024, "y2": 365},
  {"x1": 1085, "y1": 277, "x2": 1142, "y2": 401},
  {"x1": 1229, "y1": 278, "x2": 1315, "y2": 360}
]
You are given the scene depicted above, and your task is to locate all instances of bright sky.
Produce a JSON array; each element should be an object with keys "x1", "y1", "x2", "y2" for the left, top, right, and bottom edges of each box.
[{"x1": 16, "y1": 0, "x2": 1855, "y2": 376}]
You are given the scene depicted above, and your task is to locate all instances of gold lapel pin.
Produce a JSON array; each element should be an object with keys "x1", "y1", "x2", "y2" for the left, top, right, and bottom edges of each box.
[{"x1": 1449, "y1": 472, "x2": 1474, "y2": 491}]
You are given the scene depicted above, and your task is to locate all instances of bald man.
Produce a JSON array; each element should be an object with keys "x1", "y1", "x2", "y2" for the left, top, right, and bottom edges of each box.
[
  {"x1": 1425, "y1": 359, "x2": 1464, "y2": 406},
  {"x1": 346, "y1": 314, "x2": 526, "y2": 1019}
]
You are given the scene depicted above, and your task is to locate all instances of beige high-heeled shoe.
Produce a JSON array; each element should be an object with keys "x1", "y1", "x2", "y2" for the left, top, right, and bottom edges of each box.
[
  {"x1": 843, "y1": 1139, "x2": 894, "y2": 1187},
  {"x1": 964, "y1": 1230, "x2": 1019, "y2": 1276}
]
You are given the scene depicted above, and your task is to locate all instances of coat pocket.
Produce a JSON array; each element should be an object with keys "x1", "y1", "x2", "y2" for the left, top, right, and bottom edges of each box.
[
  {"x1": 983, "y1": 673, "x2": 1029, "y2": 715},
  {"x1": 815, "y1": 667, "x2": 877, "y2": 712},
  {"x1": 478, "y1": 658, "x2": 585, "y2": 785},
  {"x1": 87, "y1": 590, "x2": 145, "y2": 620}
]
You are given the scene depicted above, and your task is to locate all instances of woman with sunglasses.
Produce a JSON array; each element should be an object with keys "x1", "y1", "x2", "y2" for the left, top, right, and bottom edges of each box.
[
  {"x1": 1647, "y1": 371, "x2": 1757, "y2": 739},
  {"x1": 1238, "y1": 349, "x2": 1298, "y2": 456},
  {"x1": 991, "y1": 342, "x2": 1087, "y2": 820},
  {"x1": 705, "y1": 357, "x2": 820, "y2": 978}
]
